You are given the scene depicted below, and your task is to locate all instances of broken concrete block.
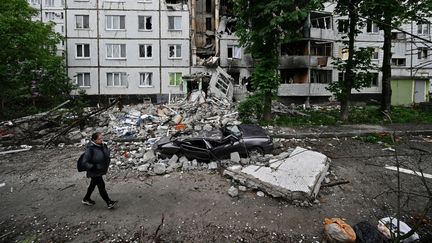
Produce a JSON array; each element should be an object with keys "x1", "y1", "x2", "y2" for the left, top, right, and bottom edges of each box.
[
  {"x1": 152, "y1": 163, "x2": 167, "y2": 175},
  {"x1": 179, "y1": 156, "x2": 189, "y2": 164},
  {"x1": 239, "y1": 185, "x2": 247, "y2": 192},
  {"x1": 143, "y1": 150, "x2": 156, "y2": 163},
  {"x1": 228, "y1": 186, "x2": 239, "y2": 197},
  {"x1": 192, "y1": 159, "x2": 198, "y2": 168},
  {"x1": 208, "y1": 162, "x2": 218, "y2": 170},
  {"x1": 257, "y1": 191, "x2": 265, "y2": 197},
  {"x1": 137, "y1": 164, "x2": 150, "y2": 172},
  {"x1": 224, "y1": 147, "x2": 330, "y2": 201},
  {"x1": 230, "y1": 152, "x2": 241, "y2": 163},
  {"x1": 173, "y1": 114, "x2": 183, "y2": 124},
  {"x1": 203, "y1": 124, "x2": 213, "y2": 131},
  {"x1": 168, "y1": 154, "x2": 179, "y2": 165}
]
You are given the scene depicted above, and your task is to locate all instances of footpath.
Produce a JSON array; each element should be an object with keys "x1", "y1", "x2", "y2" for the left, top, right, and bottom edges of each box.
[{"x1": 268, "y1": 123, "x2": 432, "y2": 139}]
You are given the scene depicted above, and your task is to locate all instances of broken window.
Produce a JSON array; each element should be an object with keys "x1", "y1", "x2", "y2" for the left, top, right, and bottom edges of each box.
[
  {"x1": 392, "y1": 32, "x2": 406, "y2": 40},
  {"x1": 337, "y1": 19, "x2": 349, "y2": 33},
  {"x1": 206, "y1": 0, "x2": 212, "y2": 13},
  {"x1": 139, "y1": 44, "x2": 152, "y2": 58},
  {"x1": 227, "y1": 71, "x2": 240, "y2": 85},
  {"x1": 138, "y1": 16, "x2": 152, "y2": 31},
  {"x1": 139, "y1": 72, "x2": 153, "y2": 87},
  {"x1": 311, "y1": 70, "x2": 332, "y2": 83},
  {"x1": 107, "y1": 72, "x2": 127, "y2": 87},
  {"x1": 366, "y1": 20, "x2": 379, "y2": 33},
  {"x1": 227, "y1": 45, "x2": 241, "y2": 59},
  {"x1": 371, "y1": 73, "x2": 378, "y2": 86},
  {"x1": 418, "y1": 47, "x2": 428, "y2": 60},
  {"x1": 280, "y1": 42, "x2": 308, "y2": 56},
  {"x1": 311, "y1": 42, "x2": 332, "y2": 56},
  {"x1": 168, "y1": 44, "x2": 181, "y2": 58},
  {"x1": 76, "y1": 44, "x2": 90, "y2": 58},
  {"x1": 106, "y1": 44, "x2": 126, "y2": 59},
  {"x1": 76, "y1": 15, "x2": 89, "y2": 29},
  {"x1": 417, "y1": 22, "x2": 430, "y2": 35},
  {"x1": 169, "y1": 72, "x2": 182, "y2": 86},
  {"x1": 311, "y1": 16, "x2": 332, "y2": 29},
  {"x1": 168, "y1": 16, "x2": 182, "y2": 30},
  {"x1": 391, "y1": 58, "x2": 406, "y2": 66},
  {"x1": 206, "y1": 18, "x2": 212, "y2": 31},
  {"x1": 76, "y1": 73, "x2": 90, "y2": 87},
  {"x1": 106, "y1": 15, "x2": 125, "y2": 30},
  {"x1": 45, "y1": 12, "x2": 55, "y2": 21}
]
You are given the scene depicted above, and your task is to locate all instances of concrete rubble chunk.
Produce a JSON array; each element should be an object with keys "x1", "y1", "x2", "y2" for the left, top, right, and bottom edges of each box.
[
  {"x1": 238, "y1": 185, "x2": 247, "y2": 192},
  {"x1": 230, "y1": 152, "x2": 241, "y2": 163},
  {"x1": 143, "y1": 150, "x2": 156, "y2": 163},
  {"x1": 152, "y1": 163, "x2": 167, "y2": 175},
  {"x1": 137, "y1": 164, "x2": 150, "y2": 172},
  {"x1": 168, "y1": 154, "x2": 179, "y2": 165},
  {"x1": 208, "y1": 162, "x2": 218, "y2": 170},
  {"x1": 228, "y1": 186, "x2": 239, "y2": 197},
  {"x1": 224, "y1": 147, "x2": 330, "y2": 201}
]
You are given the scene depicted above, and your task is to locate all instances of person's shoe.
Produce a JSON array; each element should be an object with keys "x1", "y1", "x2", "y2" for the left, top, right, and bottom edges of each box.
[
  {"x1": 82, "y1": 198, "x2": 96, "y2": 206},
  {"x1": 107, "y1": 200, "x2": 118, "y2": 209}
]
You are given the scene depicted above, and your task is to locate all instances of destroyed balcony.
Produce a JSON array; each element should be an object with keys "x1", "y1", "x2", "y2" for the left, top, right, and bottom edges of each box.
[
  {"x1": 304, "y1": 12, "x2": 335, "y2": 40},
  {"x1": 278, "y1": 83, "x2": 332, "y2": 96},
  {"x1": 279, "y1": 56, "x2": 331, "y2": 69}
]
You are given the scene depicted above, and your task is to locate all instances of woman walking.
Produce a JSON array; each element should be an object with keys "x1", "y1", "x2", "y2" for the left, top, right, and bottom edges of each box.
[{"x1": 81, "y1": 132, "x2": 117, "y2": 209}]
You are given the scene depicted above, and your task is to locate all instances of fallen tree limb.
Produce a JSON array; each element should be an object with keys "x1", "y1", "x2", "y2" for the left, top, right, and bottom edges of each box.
[
  {"x1": 321, "y1": 180, "x2": 350, "y2": 187},
  {"x1": 44, "y1": 99, "x2": 118, "y2": 147}
]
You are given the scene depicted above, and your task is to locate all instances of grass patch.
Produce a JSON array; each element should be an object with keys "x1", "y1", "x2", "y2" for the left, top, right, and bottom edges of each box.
[
  {"x1": 354, "y1": 132, "x2": 401, "y2": 145},
  {"x1": 273, "y1": 105, "x2": 432, "y2": 127}
]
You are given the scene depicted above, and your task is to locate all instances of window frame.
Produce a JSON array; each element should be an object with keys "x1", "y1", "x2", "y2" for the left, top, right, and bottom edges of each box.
[
  {"x1": 75, "y1": 15, "x2": 90, "y2": 29},
  {"x1": 106, "y1": 72, "x2": 127, "y2": 87},
  {"x1": 168, "y1": 16, "x2": 182, "y2": 31},
  {"x1": 418, "y1": 47, "x2": 429, "y2": 60},
  {"x1": 168, "y1": 72, "x2": 182, "y2": 86},
  {"x1": 76, "y1": 43, "x2": 90, "y2": 58},
  {"x1": 106, "y1": 44, "x2": 127, "y2": 59},
  {"x1": 168, "y1": 44, "x2": 182, "y2": 59},
  {"x1": 139, "y1": 72, "x2": 153, "y2": 87},
  {"x1": 227, "y1": 45, "x2": 241, "y2": 59},
  {"x1": 138, "y1": 16, "x2": 153, "y2": 31},
  {"x1": 391, "y1": 58, "x2": 406, "y2": 66},
  {"x1": 106, "y1": 15, "x2": 126, "y2": 31},
  {"x1": 139, "y1": 44, "x2": 153, "y2": 59},
  {"x1": 45, "y1": 0, "x2": 55, "y2": 7},
  {"x1": 76, "y1": 73, "x2": 91, "y2": 87}
]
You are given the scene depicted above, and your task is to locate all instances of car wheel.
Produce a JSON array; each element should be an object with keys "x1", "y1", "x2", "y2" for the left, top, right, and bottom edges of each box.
[{"x1": 248, "y1": 146, "x2": 264, "y2": 156}]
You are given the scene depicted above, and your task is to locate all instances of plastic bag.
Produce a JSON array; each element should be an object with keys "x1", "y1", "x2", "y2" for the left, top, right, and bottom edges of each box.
[
  {"x1": 378, "y1": 217, "x2": 419, "y2": 243},
  {"x1": 353, "y1": 221, "x2": 389, "y2": 243},
  {"x1": 323, "y1": 218, "x2": 356, "y2": 243}
]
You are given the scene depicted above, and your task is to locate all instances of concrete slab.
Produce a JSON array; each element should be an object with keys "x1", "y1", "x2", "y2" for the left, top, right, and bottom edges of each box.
[{"x1": 224, "y1": 147, "x2": 330, "y2": 201}]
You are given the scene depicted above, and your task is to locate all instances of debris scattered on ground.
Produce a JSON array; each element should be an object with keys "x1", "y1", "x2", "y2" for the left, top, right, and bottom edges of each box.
[
  {"x1": 323, "y1": 218, "x2": 356, "y2": 243},
  {"x1": 223, "y1": 147, "x2": 330, "y2": 201},
  {"x1": 378, "y1": 217, "x2": 420, "y2": 242}
]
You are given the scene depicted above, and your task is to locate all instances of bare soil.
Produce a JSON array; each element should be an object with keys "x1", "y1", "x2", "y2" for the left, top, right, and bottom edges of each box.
[{"x1": 1, "y1": 135, "x2": 432, "y2": 242}]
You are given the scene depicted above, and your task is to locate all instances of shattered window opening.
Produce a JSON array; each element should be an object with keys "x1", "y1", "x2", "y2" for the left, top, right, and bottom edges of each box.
[
  {"x1": 417, "y1": 22, "x2": 430, "y2": 35},
  {"x1": 76, "y1": 44, "x2": 90, "y2": 58},
  {"x1": 366, "y1": 20, "x2": 379, "y2": 33},
  {"x1": 311, "y1": 16, "x2": 332, "y2": 29},
  {"x1": 206, "y1": 17, "x2": 212, "y2": 31},
  {"x1": 169, "y1": 72, "x2": 182, "y2": 86},
  {"x1": 391, "y1": 58, "x2": 406, "y2": 66},
  {"x1": 168, "y1": 44, "x2": 182, "y2": 58},
  {"x1": 106, "y1": 44, "x2": 126, "y2": 59},
  {"x1": 106, "y1": 15, "x2": 126, "y2": 30},
  {"x1": 310, "y1": 70, "x2": 332, "y2": 84},
  {"x1": 107, "y1": 72, "x2": 127, "y2": 87},
  {"x1": 168, "y1": 16, "x2": 182, "y2": 31},
  {"x1": 206, "y1": 0, "x2": 212, "y2": 13},
  {"x1": 139, "y1": 72, "x2": 153, "y2": 87},
  {"x1": 76, "y1": 73, "x2": 90, "y2": 87},
  {"x1": 311, "y1": 42, "x2": 332, "y2": 56},
  {"x1": 418, "y1": 47, "x2": 428, "y2": 60},
  {"x1": 139, "y1": 44, "x2": 152, "y2": 58},
  {"x1": 227, "y1": 45, "x2": 241, "y2": 59},
  {"x1": 337, "y1": 19, "x2": 349, "y2": 33},
  {"x1": 75, "y1": 15, "x2": 89, "y2": 29},
  {"x1": 138, "y1": 16, "x2": 152, "y2": 31}
]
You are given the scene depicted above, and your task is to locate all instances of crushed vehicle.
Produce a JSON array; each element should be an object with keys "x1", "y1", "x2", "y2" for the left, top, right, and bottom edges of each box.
[{"x1": 153, "y1": 124, "x2": 273, "y2": 161}]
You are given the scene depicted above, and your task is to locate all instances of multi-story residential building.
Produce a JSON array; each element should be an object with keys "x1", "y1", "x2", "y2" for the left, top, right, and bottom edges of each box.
[{"x1": 27, "y1": 1, "x2": 432, "y2": 105}]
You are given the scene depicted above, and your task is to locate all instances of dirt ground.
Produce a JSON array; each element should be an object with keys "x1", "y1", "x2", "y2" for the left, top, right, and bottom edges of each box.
[{"x1": 1, "y1": 135, "x2": 432, "y2": 242}]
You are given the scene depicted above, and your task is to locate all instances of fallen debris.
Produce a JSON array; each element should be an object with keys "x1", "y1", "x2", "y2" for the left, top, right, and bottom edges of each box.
[
  {"x1": 384, "y1": 165, "x2": 432, "y2": 179},
  {"x1": 0, "y1": 146, "x2": 32, "y2": 155},
  {"x1": 223, "y1": 147, "x2": 330, "y2": 201}
]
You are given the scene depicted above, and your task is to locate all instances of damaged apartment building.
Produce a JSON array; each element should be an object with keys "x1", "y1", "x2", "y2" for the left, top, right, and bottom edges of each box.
[{"x1": 28, "y1": 1, "x2": 432, "y2": 105}]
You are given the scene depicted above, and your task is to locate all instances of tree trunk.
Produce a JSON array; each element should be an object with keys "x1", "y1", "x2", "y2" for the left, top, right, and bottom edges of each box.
[
  {"x1": 341, "y1": 0, "x2": 358, "y2": 121},
  {"x1": 381, "y1": 17, "x2": 392, "y2": 113},
  {"x1": 263, "y1": 90, "x2": 272, "y2": 121}
]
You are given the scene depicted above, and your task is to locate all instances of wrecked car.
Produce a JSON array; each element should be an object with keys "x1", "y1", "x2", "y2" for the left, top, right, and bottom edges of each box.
[{"x1": 154, "y1": 124, "x2": 273, "y2": 161}]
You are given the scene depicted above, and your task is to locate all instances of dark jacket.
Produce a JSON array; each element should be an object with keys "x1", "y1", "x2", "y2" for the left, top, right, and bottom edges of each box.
[{"x1": 82, "y1": 141, "x2": 111, "y2": 178}]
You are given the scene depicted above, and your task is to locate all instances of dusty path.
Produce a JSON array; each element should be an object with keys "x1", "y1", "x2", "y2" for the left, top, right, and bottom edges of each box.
[{"x1": 1, "y1": 136, "x2": 431, "y2": 242}]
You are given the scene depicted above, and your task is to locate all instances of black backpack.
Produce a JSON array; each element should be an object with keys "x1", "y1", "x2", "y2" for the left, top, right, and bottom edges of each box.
[{"x1": 77, "y1": 149, "x2": 92, "y2": 172}]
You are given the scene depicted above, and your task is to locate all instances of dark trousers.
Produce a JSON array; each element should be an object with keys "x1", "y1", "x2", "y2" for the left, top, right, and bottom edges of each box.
[{"x1": 84, "y1": 176, "x2": 110, "y2": 203}]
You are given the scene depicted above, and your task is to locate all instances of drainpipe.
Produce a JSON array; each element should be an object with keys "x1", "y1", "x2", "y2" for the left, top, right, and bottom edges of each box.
[
  {"x1": 96, "y1": 0, "x2": 101, "y2": 99},
  {"x1": 64, "y1": 0, "x2": 68, "y2": 87},
  {"x1": 159, "y1": 0, "x2": 162, "y2": 95},
  {"x1": 306, "y1": 13, "x2": 311, "y2": 108},
  {"x1": 214, "y1": 0, "x2": 220, "y2": 56},
  {"x1": 191, "y1": 0, "x2": 196, "y2": 66}
]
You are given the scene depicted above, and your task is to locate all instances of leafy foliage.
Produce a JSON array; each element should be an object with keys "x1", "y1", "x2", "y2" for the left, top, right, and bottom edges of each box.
[
  {"x1": 234, "y1": 0, "x2": 322, "y2": 121},
  {"x1": 0, "y1": 0, "x2": 72, "y2": 118}
]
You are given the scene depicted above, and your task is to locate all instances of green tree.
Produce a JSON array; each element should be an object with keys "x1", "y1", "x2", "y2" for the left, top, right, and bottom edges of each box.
[
  {"x1": 362, "y1": 0, "x2": 432, "y2": 114},
  {"x1": 327, "y1": 0, "x2": 376, "y2": 121},
  {"x1": 234, "y1": 0, "x2": 321, "y2": 121},
  {"x1": 0, "y1": 0, "x2": 72, "y2": 116}
]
